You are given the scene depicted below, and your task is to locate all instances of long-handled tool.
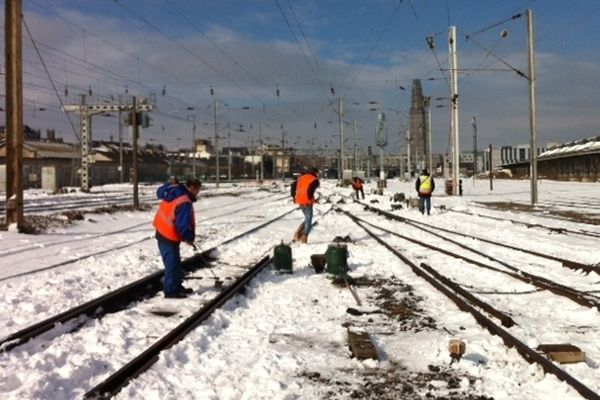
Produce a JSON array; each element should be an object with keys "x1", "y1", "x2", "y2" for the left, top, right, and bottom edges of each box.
[{"x1": 192, "y1": 243, "x2": 223, "y2": 288}]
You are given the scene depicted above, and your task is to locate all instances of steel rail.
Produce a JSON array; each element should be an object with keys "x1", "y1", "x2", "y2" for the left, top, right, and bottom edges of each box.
[
  {"x1": 0, "y1": 206, "x2": 297, "y2": 353},
  {"x1": 0, "y1": 248, "x2": 214, "y2": 353},
  {"x1": 361, "y1": 202, "x2": 599, "y2": 274},
  {"x1": 83, "y1": 255, "x2": 272, "y2": 399},
  {"x1": 340, "y1": 208, "x2": 600, "y2": 400},
  {"x1": 354, "y1": 204, "x2": 600, "y2": 308},
  {"x1": 449, "y1": 207, "x2": 600, "y2": 240}
]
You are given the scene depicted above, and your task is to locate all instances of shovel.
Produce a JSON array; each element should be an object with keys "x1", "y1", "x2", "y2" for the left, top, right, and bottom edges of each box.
[{"x1": 192, "y1": 243, "x2": 223, "y2": 288}]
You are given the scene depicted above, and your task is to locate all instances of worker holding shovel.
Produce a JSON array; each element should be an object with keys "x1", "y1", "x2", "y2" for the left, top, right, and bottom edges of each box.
[{"x1": 153, "y1": 177, "x2": 201, "y2": 298}]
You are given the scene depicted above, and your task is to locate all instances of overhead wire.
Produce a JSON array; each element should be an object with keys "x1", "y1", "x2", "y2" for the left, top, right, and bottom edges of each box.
[
  {"x1": 113, "y1": 0, "x2": 268, "y2": 106},
  {"x1": 461, "y1": 29, "x2": 527, "y2": 79},
  {"x1": 342, "y1": 0, "x2": 404, "y2": 97},
  {"x1": 274, "y1": 0, "x2": 330, "y2": 99},
  {"x1": 22, "y1": 16, "x2": 80, "y2": 141},
  {"x1": 284, "y1": 0, "x2": 329, "y2": 93},
  {"x1": 28, "y1": 0, "x2": 188, "y2": 86},
  {"x1": 164, "y1": 0, "x2": 268, "y2": 89},
  {"x1": 536, "y1": 6, "x2": 600, "y2": 43},
  {"x1": 18, "y1": 28, "x2": 222, "y2": 122}
]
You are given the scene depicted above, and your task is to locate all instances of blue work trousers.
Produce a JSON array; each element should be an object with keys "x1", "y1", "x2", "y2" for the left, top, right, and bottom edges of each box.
[
  {"x1": 157, "y1": 240, "x2": 183, "y2": 295},
  {"x1": 300, "y1": 206, "x2": 314, "y2": 235},
  {"x1": 419, "y1": 196, "x2": 431, "y2": 215}
]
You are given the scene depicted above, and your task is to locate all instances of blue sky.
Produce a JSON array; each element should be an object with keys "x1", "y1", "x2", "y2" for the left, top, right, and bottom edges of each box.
[{"x1": 6, "y1": 0, "x2": 600, "y2": 155}]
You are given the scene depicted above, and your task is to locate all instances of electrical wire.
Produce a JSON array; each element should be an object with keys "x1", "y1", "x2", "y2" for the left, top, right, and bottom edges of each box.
[
  {"x1": 285, "y1": 0, "x2": 329, "y2": 94},
  {"x1": 464, "y1": 13, "x2": 523, "y2": 40},
  {"x1": 459, "y1": 30, "x2": 528, "y2": 80},
  {"x1": 274, "y1": 0, "x2": 329, "y2": 99},
  {"x1": 113, "y1": 0, "x2": 267, "y2": 107},
  {"x1": 425, "y1": 33, "x2": 451, "y2": 93},
  {"x1": 342, "y1": 0, "x2": 404, "y2": 97},
  {"x1": 22, "y1": 16, "x2": 80, "y2": 142},
  {"x1": 537, "y1": 6, "x2": 600, "y2": 43},
  {"x1": 164, "y1": 0, "x2": 268, "y2": 90},
  {"x1": 28, "y1": 0, "x2": 188, "y2": 86}
]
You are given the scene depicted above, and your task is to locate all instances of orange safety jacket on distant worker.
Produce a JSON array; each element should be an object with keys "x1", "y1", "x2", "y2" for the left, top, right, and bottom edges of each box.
[
  {"x1": 153, "y1": 194, "x2": 195, "y2": 242},
  {"x1": 352, "y1": 179, "x2": 363, "y2": 190},
  {"x1": 294, "y1": 174, "x2": 318, "y2": 206}
]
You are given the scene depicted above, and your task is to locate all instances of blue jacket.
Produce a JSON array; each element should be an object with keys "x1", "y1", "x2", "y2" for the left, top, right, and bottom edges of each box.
[{"x1": 155, "y1": 183, "x2": 197, "y2": 245}]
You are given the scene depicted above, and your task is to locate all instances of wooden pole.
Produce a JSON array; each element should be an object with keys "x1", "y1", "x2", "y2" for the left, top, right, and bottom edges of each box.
[
  {"x1": 132, "y1": 96, "x2": 139, "y2": 209},
  {"x1": 5, "y1": 0, "x2": 24, "y2": 230}
]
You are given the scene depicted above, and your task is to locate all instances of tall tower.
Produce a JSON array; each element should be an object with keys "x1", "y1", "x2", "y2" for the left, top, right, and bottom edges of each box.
[{"x1": 409, "y1": 79, "x2": 427, "y2": 173}]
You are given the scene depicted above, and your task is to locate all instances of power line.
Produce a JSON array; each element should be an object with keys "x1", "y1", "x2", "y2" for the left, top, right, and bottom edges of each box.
[
  {"x1": 461, "y1": 29, "x2": 527, "y2": 79},
  {"x1": 464, "y1": 13, "x2": 523, "y2": 39},
  {"x1": 164, "y1": 0, "x2": 268, "y2": 90},
  {"x1": 22, "y1": 16, "x2": 80, "y2": 141},
  {"x1": 342, "y1": 0, "x2": 405, "y2": 97},
  {"x1": 285, "y1": 0, "x2": 329, "y2": 92},
  {"x1": 425, "y1": 33, "x2": 451, "y2": 92},
  {"x1": 27, "y1": 0, "x2": 187, "y2": 86},
  {"x1": 113, "y1": 0, "x2": 267, "y2": 106},
  {"x1": 274, "y1": 0, "x2": 329, "y2": 99}
]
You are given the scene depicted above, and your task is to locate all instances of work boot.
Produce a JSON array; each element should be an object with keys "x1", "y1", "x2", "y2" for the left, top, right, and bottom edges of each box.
[
  {"x1": 164, "y1": 292, "x2": 188, "y2": 299},
  {"x1": 293, "y1": 223, "x2": 305, "y2": 242},
  {"x1": 301, "y1": 234, "x2": 308, "y2": 244}
]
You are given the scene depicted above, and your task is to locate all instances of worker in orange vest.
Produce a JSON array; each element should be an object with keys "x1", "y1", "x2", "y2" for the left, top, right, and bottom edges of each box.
[
  {"x1": 153, "y1": 177, "x2": 201, "y2": 298},
  {"x1": 290, "y1": 167, "x2": 320, "y2": 243},
  {"x1": 351, "y1": 176, "x2": 365, "y2": 200}
]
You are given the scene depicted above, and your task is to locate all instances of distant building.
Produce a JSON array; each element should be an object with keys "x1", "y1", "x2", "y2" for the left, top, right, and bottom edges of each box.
[
  {"x1": 0, "y1": 131, "x2": 170, "y2": 190},
  {"x1": 408, "y1": 79, "x2": 428, "y2": 172},
  {"x1": 503, "y1": 136, "x2": 600, "y2": 181}
]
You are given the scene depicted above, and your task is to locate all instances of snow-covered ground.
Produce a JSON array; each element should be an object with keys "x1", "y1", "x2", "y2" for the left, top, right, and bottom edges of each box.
[{"x1": 1, "y1": 179, "x2": 600, "y2": 399}]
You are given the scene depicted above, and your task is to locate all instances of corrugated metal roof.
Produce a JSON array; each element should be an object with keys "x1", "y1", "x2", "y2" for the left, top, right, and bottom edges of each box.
[
  {"x1": 539, "y1": 136, "x2": 600, "y2": 159},
  {"x1": 24, "y1": 141, "x2": 78, "y2": 159}
]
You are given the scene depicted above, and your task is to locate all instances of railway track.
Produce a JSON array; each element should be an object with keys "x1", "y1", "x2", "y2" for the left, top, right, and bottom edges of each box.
[
  {"x1": 83, "y1": 254, "x2": 273, "y2": 399},
  {"x1": 0, "y1": 186, "x2": 263, "y2": 216},
  {"x1": 347, "y1": 206, "x2": 600, "y2": 310},
  {"x1": 0, "y1": 200, "x2": 329, "y2": 399},
  {"x1": 0, "y1": 193, "x2": 290, "y2": 281},
  {"x1": 446, "y1": 207, "x2": 600, "y2": 240},
  {"x1": 338, "y1": 206, "x2": 600, "y2": 400},
  {"x1": 0, "y1": 206, "x2": 297, "y2": 353}
]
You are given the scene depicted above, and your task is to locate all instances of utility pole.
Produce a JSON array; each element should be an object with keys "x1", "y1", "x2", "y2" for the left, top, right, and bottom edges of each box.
[
  {"x1": 131, "y1": 96, "x2": 139, "y2": 209},
  {"x1": 472, "y1": 116, "x2": 477, "y2": 180},
  {"x1": 406, "y1": 128, "x2": 411, "y2": 179},
  {"x1": 352, "y1": 120, "x2": 357, "y2": 174},
  {"x1": 527, "y1": 9, "x2": 538, "y2": 205},
  {"x1": 449, "y1": 26, "x2": 460, "y2": 195},
  {"x1": 338, "y1": 96, "x2": 344, "y2": 184},
  {"x1": 213, "y1": 97, "x2": 219, "y2": 188},
  {"x1": 489, "y1": 144, "x2": 494, "y2": 191},
  {"x1": 227, "y1": 123, "x2": 232, "y2": 181},
  {"x1": 118, "y1": 95, "x2": 124, "y2": 183},
  {"x1": 63, "y1": 98, "x2": 151, "y2": 192},
  {"x1": 79, "y1": 94, "x2": 91, "y2": 192},
  {"x1": 4, "y1": 0, "x2": 23, "y2": 230},
  {"x1": 259, "y1": 122, "x2": 264, "y2": 181},
  {"x1": 191, "y1": 115, "x2": 197, "y2": 178}
]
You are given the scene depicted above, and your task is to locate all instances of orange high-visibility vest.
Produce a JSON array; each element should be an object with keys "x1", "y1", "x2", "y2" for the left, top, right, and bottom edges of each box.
[
  {"x1": 295, "y1": 174, "x2": 317, "y2": 206},
  {"x1": 153, "y1": 194, "x2": 195, "y2": 242},
  {"x1": 352, "y1": 180, "x2": 363, "y2": 190}
]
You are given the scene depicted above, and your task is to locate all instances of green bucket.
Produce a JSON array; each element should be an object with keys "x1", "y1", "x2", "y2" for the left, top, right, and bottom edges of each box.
[
  {"x1": 326, "y1": 244, "x2": 348, "y2": 275},
  {"x1": 273, "y1": 242, "x2": 293, "y2": 273}
]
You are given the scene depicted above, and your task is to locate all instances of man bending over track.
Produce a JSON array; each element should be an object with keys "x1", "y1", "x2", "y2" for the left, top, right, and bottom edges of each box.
[{"x1": 153, "y1": 177, "x2": 201, "y2": 298}]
